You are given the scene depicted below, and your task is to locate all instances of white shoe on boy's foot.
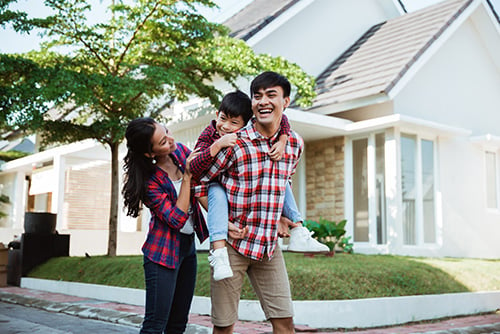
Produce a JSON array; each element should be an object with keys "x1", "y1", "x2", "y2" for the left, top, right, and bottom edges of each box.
[
  {"x1": 287, "y1": 226, "x2": 330, "y2": 253},
  {"x1": 208, "y1": 247, "x2": 233, "y2": 281}
]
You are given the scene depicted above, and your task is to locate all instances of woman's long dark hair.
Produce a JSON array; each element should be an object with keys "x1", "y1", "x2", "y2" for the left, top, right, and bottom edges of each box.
[{"x1": 122, "y1": 117, "x2": 157, "y2": 217}]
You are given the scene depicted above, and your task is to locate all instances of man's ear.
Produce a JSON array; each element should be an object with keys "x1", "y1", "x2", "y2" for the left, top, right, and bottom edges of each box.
[{"x1": 283, "y1": 96, "x2": 291, "y2": 109}]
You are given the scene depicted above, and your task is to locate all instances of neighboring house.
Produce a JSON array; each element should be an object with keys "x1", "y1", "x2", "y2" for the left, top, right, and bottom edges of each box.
[{"x1": 0, "y1": 0, "x2": 499, "y2": 259}]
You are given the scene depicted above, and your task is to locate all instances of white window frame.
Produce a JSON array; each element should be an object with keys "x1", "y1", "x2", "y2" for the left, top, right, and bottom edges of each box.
[
  {"x1": 484, "y1": 149, "x2": 500, "y2": 211},
  {"x1": 399, "y1": 131, "x2": 439, "y2": 247}
]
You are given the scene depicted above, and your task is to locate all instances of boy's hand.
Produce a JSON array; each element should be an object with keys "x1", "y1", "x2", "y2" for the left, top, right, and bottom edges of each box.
[
  {"x1": 228, "y1": 222, "x2": 249, "y2": 240},
  {"x1": 217, "y1": 133, "x2": 238, "y2": 148},
  {"x1": 211, "y1": 133, "x2": 238, "y2": 157},
  {"x1": 269, "y1": 135, "x2": 286, "y2": 161}
]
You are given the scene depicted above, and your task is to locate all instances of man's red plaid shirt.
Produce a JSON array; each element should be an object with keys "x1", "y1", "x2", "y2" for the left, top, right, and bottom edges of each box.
[{"x1": 197, "y1": 119, "x2": 303, "y2": 261}]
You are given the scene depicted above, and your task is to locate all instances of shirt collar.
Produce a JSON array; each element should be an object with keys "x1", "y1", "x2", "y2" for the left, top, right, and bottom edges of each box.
[{"x1": 241, "y1": 118, "x2": 280, "y2": 142}]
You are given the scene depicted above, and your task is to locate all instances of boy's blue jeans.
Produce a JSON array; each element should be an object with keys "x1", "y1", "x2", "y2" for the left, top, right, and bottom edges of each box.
[{"x1": 207, "y1": 182, "x2": 302, "y2": 243}]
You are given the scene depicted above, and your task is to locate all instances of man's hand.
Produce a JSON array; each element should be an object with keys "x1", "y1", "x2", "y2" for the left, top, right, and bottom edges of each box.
[
  {"x1": 228, "y1": 222, "x2": 249, "y2": 240},
  {"x1": 278, "y1": 216, "x2": 302, "y2": 237}
]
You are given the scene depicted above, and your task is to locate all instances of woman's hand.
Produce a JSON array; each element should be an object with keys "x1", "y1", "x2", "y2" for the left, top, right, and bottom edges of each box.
[{"x1": 185, "y1": 148, "x2": 201, "y2": 177}]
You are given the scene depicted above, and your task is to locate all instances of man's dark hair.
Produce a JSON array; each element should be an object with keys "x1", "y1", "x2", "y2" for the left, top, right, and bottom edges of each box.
[
  {"x1": 219, "y1": 90, "x2": 252, "y2": 124},
  {"x1": 250, "y1": 71, "x2": 291, "y2": 98}
]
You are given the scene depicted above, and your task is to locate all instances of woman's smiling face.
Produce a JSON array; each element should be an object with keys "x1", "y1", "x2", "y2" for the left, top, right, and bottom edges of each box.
[{"x1": 150, "y1": 123, "x2": 177, "y2": 157}]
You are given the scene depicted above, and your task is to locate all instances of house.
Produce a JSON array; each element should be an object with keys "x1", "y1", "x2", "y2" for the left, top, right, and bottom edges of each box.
[{"x1": 0, "y1": 0, "x2": 499, "y2": 259}]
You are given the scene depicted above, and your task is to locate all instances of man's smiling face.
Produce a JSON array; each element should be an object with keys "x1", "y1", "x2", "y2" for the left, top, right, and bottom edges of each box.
[{"x1": 251, "y1": 86, "x2": 290, "y2": 130}]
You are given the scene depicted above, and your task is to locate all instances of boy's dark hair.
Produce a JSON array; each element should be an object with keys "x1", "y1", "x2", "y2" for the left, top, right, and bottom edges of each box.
[
  {"x1": 219, "y1": 90, "x2": 252, "y2": 124},
  {"x1": 250, "y1": 71, "x2": 291, "y2": 98}
]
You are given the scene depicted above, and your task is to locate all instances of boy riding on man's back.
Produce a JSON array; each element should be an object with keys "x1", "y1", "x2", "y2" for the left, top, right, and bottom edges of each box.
[{"x1": 190, "y1": 90, "x2": 329, "y2": 281}]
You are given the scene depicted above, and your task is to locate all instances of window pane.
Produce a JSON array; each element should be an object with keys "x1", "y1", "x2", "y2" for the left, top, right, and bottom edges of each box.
[
  {"x1": 401, "y1": 135, "x2": 416, "y2": 245},
  {"x1": 422, "y1": 140, "x2": 435, "y2": 243},
  {"x1": 486, "y1": 152, "x2": 498, "y2": 209},
  {"x1": 376, "y1": 133, "x2": 386, "y2": 244},
  {"x1": 353, "y1": 138, "x2": 369, "y2": 242}
]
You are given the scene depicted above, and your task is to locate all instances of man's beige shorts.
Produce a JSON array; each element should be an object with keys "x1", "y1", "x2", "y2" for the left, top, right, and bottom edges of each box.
[{"x1": 210, "y1": 244, "x2": 294, "y2": 327}]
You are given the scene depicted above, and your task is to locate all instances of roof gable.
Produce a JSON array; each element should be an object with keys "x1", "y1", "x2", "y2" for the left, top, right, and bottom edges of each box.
[
  {"x1": 223, "y1": 0, "x2": 301, "y2": 40},
  {"x1": 309, "y1": 0, "x2": 478, "y2": 111}
]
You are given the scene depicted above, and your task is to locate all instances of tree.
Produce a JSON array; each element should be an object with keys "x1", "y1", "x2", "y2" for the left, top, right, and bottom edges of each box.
[{"x1": 0, "y1": 0, "x2": 316, "y2": 256}]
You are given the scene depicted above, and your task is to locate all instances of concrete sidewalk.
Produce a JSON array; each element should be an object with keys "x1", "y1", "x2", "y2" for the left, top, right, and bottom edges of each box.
[{"x1": 1, "y1": 285, "x2": 500, "y2": 333}]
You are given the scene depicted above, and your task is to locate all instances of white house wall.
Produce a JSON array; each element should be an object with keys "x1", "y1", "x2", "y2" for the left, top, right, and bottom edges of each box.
[
  {"x1": 437, "y1": 136, "x2": 500, "y2": 258},
  {"x1": 394, "y1": 17, "x2": 500, "y2": 136},
  {"x1": 250, "y1": 0, "x2": 402, "y2": 77},
  {"x1": 392, "y1": 13, "x2": 500, "y2": 258}
]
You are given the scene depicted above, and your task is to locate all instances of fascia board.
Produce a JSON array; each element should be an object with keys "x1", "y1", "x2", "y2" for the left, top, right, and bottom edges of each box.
[
  {"x1": 470, "y1": 133, "x2": 500, "y2": 149},
  {"x1": 245, "y1": 0, "x2": 316, "y2": 47},
  {"x1": 286, "y1": 108, "x2": 351, "y2": 131},
  {"x1": 344, "y1": 113, "x2": 471, "y2": 136},
  {"x1": 312, "y1": 93, "x2": 390, "y2": 115},
  {"x1": 0, "y1": 139, "x2": 102, "y2": 172}
]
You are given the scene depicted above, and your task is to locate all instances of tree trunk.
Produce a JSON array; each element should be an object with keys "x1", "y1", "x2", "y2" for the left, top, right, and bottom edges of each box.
[{"x1": 107, "y1": 141, "x2": 120, "y2": 257}]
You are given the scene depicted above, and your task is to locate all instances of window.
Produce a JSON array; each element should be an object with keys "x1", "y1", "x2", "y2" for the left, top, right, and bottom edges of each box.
[
  {"x1": 485, "y1": 151, "x2": 498, "y2": 209},
  {"x1": 352, "y1": 134, "x2": 387, "y2": 244},
  {"x1": 401, "y1": 134, "x2": 436, "y2": 245},
  {"x1": 353, "y1": 138, "x2": 369, "y2": 242}
]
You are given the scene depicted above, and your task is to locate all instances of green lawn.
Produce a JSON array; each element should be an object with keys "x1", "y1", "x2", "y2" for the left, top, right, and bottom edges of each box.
[{"x1": 27, "y1": 252, "x2": 500, "y2": 300}]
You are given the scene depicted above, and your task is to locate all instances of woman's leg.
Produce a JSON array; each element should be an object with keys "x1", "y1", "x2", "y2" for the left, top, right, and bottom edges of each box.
[
  {"x1": 166, "y1": 234, "x2": 197, "y2": 334},
  {"x1": 140, "y1": 256, "x2": 179, "y2": 334}
]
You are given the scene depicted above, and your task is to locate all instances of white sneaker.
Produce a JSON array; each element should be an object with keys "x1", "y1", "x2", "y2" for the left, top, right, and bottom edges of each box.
[
  {"x1": 208, "y1": 247, "x2": 233, "y2": 281},
  {"x1": 287, "y1": 226, "x2": 330, "y2": 253}
]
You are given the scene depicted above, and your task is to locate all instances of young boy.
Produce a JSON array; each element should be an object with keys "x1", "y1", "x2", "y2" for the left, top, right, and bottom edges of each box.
[{"x1": 190, "y1": 90, "x2": 328, "y2": 281}]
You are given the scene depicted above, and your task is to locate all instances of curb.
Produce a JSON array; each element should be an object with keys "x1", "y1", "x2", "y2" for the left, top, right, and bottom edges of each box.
[
  {"x1": 0, "y1": 290, "x2": 143, "y2": 328},
  {"x1": 19, "y1": 278, "x2": 500, "y2": 329}
]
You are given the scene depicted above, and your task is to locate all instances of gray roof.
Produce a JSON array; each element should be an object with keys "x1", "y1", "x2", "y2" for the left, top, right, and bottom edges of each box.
[
  {"x1": 223, "y1": 0, "x2": 300, "y2": 40},
  {"x1": 309, "y1": 0, "x2": 474, "y2": 111}
]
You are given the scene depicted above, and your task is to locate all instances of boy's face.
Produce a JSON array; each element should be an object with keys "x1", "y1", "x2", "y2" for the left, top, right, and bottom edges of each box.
[
  {"x1": 251, "y1": 86, "x2": 290, "y2": 128},
  {"x1": 215, "y1": 111, "x2": 246, "y2": 136}
]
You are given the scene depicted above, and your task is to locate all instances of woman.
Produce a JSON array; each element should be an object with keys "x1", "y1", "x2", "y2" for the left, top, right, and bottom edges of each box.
[{"x1": 122, "y1": 117, "x2": 208, "y2": 333}]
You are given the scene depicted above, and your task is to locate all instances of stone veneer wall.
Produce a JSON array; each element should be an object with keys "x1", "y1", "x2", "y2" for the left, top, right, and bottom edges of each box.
[{"x1": 305, "y1": 137, "x2": 345, "y2": 222}]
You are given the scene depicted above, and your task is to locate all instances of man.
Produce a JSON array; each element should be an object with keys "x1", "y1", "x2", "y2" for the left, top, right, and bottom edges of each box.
[{"x1": 199, "y1": 71, "x2": 303, "y2": 333}]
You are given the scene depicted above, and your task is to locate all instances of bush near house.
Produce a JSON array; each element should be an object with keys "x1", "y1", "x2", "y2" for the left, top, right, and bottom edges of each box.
[{"x1": 303, "y1": 218, "x2": 353, "y2": 252}]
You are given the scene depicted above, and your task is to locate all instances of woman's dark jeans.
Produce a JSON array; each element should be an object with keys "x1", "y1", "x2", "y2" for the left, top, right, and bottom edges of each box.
[{"x1": 140, "y1": 234, "x2": 197, "y2": 334}]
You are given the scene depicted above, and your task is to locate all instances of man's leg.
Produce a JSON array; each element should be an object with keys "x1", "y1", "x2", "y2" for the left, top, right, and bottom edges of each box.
[
  {"x1": 211, "y1": 246, "x2": 249, "y2": 330},
  {"x1": 247, "y1": 246, "x2": 295, "y2": 333},
  {"x1": 213, "y1": 324, "x2": 235, "y2": 334},
  {"x1": 270, "y1": 317, "x2": 295, "y2": 334}
]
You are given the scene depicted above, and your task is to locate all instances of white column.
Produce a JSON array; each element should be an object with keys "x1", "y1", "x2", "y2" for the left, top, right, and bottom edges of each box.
[
  {"x1": 384, "y1": 128, "x2": 402, "y2": 252},
  {"x1": 13, "y1": 171, "x2": 26, "y2": 229},
  {"x1": 367, "y1": 134, "x2": 377, "y2": 246},
  {"x1": 51, "y1": 155, "x2": 67, "y2": 230}
]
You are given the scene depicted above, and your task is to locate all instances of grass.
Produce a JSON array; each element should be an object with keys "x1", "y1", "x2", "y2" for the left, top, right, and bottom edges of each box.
[{"x1": 27, "y1": 252, "x2": 500, "y2": 300}]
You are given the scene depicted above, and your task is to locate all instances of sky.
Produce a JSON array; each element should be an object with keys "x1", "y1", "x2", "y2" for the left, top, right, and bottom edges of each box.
[{"x1": 1, "y1": 0, "x2": 499, "y2": 53}]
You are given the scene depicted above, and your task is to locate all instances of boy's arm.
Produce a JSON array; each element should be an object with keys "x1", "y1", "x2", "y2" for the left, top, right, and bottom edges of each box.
[
  {"x1": 269, "y1": 114, "x2": 291, "y2": 161},
  {"x1": 191, "y1": 127, "x2": 238, "y2": 181}
]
